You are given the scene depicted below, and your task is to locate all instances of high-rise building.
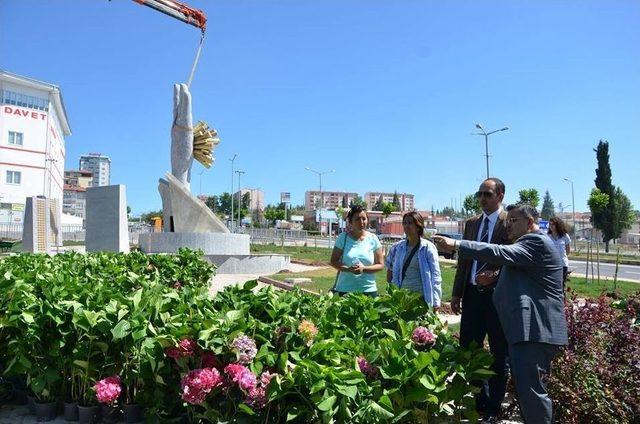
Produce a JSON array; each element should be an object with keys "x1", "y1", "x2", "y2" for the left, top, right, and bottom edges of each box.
[
  {"x1": 64, "y1": 169, "x2": 92, "y2": 188},
  {"x1": 0, "y1": 70, "x2": 71, "y2": 224},
  {"x1": 305, "y1": 190, "x2": 358, "y2": 211},
  {"x1": 79, "y1": 153, "x2": 110, "y2": 186},
  {"x1": 234, "y1": 188, "x2": 265, "y2": 212},
  {"x1": 364, "y1": 192, "x2": 415, "y2": 211},
  {"x1": 62, "y1": 184, "x2": 87, "y2": 219}
]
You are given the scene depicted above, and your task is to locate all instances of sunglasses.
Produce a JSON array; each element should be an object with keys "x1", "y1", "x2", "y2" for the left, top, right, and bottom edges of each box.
[{"x1": 475, "y1": 191, "x2": 495, "y2": 199}]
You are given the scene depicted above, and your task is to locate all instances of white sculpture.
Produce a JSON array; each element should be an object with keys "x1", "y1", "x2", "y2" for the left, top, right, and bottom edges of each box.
[{"x1": 158, "y1": 83, "x2": 227, "y2": 233}]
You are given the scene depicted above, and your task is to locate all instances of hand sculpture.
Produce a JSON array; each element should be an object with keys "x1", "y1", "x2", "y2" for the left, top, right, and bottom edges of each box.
[{"x1": 171, "y1": 83, "x2": 194, "y2": 190}]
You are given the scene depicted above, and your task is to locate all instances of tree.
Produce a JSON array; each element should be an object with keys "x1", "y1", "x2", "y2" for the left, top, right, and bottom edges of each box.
[
  {"x1": 592, "y1": 140, "x2": 617, "y2": 251},
  {"x1": 140, "y1": 210, "x2": 163, "y2": 225},
  {"x1": 441, "y1": 206, "x2": 455, "y2": 218},
  {"x1": 518, "y1": 188, "x2": 540, "y2": 208},
  {"x1": 463, "y1": 194, "x2": 481, "y2": 216},
  {"x1": 373, "y1": 195, "x2": 384, "y2": 211},
  {"x1": 540, "y1": 190, "x2": 555, "y2": 220},
  {"x1": 203, "y1": 195, "x2": 219, "y2": 213},
  {"x1": 381, "y1": 202, "x2": 397, "y2": 218},
  {"x1": 218, "y1": 192, "x2": 232, "y2": 216},
  {"x1": 392, "y1": 191, "x2": 401, "y2": 210},
  {"x1": 241, "y1": 192, "x2": 251, "y2": 211},
  {"x1": 350, "y1": 195, "x2": 367, "y2": 209},
  {"x1": 263, "y1": 204, "x2": 285, "y2": 224},
  {"x1": 612, "y1": 187, "x2": 635, "y2": 242}
]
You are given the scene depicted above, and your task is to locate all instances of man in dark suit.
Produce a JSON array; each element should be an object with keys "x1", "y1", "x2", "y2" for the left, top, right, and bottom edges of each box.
[
  {"x1": 450, "y1": 178, "x2": 510, "y2": 423},
  {"x1": 435, "y1": 204, "x2": 568, "y2": 424}
]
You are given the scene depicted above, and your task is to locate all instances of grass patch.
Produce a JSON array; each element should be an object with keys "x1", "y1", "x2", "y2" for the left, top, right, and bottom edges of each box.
[
  {"x1": 270, "y1": 264, "x2": 640, "y2": 300},
  {"x1": 251, "y1": 244, "x2": 333, "y2": 265}
]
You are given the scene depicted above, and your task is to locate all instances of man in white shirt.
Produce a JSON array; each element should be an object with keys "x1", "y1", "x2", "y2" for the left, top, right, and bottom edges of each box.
[{"x1": 450, "y1": 178, "x2": 510, "y2": 423}]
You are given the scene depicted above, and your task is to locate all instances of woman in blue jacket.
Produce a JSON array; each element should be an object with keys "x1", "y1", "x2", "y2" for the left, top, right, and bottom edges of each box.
[{"x1": 385, "y1": 212, "x2": 442, "y2": 308}]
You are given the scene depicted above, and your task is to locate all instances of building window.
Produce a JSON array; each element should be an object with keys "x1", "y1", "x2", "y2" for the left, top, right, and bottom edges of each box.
[
  {"x1": 6, "y1": 170, "x2": 21, "y2": 185},
  {"x1": 8, "y1": 131, "x2": 24, "y2": 146},
  {"x1": 0, "y1": 89, "x2": 49, "y2": 111}
]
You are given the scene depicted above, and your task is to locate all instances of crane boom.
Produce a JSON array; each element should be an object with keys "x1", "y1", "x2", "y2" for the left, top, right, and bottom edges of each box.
[{"x1": 133, "y1": 0, "x2": 206, "y2": 31}]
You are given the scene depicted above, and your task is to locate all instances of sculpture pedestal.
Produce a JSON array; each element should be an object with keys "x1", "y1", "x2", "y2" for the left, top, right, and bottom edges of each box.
[{"x1": 138, "y1": 232, "x2": 290, "y2": 274}]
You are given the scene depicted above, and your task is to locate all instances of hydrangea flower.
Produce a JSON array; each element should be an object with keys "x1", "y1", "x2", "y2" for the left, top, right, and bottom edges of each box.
[
  {"x1": 245, "y1": 387, "x2": 267, "y2": 409},
  {"x1": 178, "y1": 338, "x2": 198, "y2": 356},
  {"x1": 231, "y1": 334, "x2": 258, "y2": 364},
  {"x1": 412, "y1": 326, "x2": 436, "y2": 348},
  {"x1": 259, "y1": 371, "x2": 277, "y2": 388},
  {"x1": 357, "y1": 356, "x2": 379, "y2": 380},
  {"x1": 224, "y1": 363, "x2": 257, "y2": 391},
  {"x1": 298, "y1": 320, "x2": 318, "y2": 346},
  {"x1": 180, "y1": 368, "x2": 224, "y2": 405},
  {"x1": 94, "y1": 375, "x2": 121, "y2": 405},
  {"x1": 200, "y1": 351, "x2": 222, "y2": 369}
]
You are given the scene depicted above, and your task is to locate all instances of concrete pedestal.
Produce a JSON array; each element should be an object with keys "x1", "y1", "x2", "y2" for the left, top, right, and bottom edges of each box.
[{"x1": 86, "y1": 185, "x2": 129, "y2": 253}]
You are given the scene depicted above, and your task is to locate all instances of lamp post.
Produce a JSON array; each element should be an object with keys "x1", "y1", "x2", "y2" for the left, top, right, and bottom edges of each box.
[
  {"x1": 473, "y1": 124, "x2": 509, "y2": 178},
  {"x1": 236, "y1": 170, "x2": 245, "y2": 229},
  {"x1": 305, "y1": 167, "x2": 334, "y2": 235},
  {"x1": 229, "y1": 154, "x2": 237, "y2": 231},
  {"x1": 564, "y1": 177, "x2": 577, "y2": 250}
]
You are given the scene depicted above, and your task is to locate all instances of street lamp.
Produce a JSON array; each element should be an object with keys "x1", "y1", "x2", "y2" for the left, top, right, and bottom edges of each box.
[
  {"x1": 236, "y1": 170, "x2": 245, "y2": 229},
  {"x1": 564, "y1": 177, "x2": 577, "y2": 250},
  {"x1": 229, "y1": 154, "x2": 237, "y2": 231},
  {"x1": 305, "y1": 167, "x2": 334, "y2": 211},
  {"x1": 473, "y1": 124, "x2": 509, "y2": 178}
]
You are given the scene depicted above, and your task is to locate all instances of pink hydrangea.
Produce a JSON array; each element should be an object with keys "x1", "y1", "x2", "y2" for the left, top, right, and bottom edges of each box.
[
  {"x1": 245, "y1": 386, "x2": 267, "y2": 409},
  {"x1": 224, "y1": 363, "x2": 257, "y2": 391},
  {"x1": 259, "y1": 371, "x2": 277, "y2": 388},
  {"x1": 298, "y1": 320, "x2": 318, "y2": 346},
  {"x1": 178, "y1": 338, "x2": 198, "y2": 356},
  {"x1": 180, "y1": 368, "x2": 224, "y2": 405},
  {"x1": 94, "y1": 375, "x2": 121, "y2": 405},
  {"x1": 357, "y1": 356, "x2": 379, "y2": 380},
  {"x1": 231, "y1": 334, "x2": 258, "y2": 364},
  {"x1": 200, "y1": 351, "x2": 222, "y2": 369},
  {"x1": 412, "y1": 326, "x2": 437, "y2": 348}
]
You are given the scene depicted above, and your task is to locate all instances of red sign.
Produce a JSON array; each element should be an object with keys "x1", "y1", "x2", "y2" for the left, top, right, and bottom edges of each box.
[{"x1": 3, "y1": 106, "x2": 46, "y2": 121}]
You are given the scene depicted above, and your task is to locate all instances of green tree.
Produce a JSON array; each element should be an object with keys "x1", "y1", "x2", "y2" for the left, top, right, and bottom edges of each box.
[
  {"x1": 540, "y1": 190, "x2": 555, "y2": 220},
  {"x1": 350, "y1": 195, "x2": 367, "y2": 209},
  {"x1": 263, "y1": 204, "x2": 285, "y2": 224},
  {"x1": 592, "y1": 140, "x2": 617, "y2": 251},
  {"x1": 463, "y1": 194, "x2": 481, "y2": 216},
  {"x1": 140, "y1": 210, "x2": 163, "y2": 224},
  {"x1": 612, "y1": 187, "x2": 635, "y2": 242},
  {"x1": 441, "y1": 206, "x2": 456, "y2": 217},
  {"x1": 392, "y1": 191, "x2": 401, "y2": 210},
  {"x1": 241, "y1": 192, "x2": 251, "y2": 211},
  {"x1": 203, "y1": 195, "x2": 219, "y2": 213},
  {"x1": 518, "y1": 188, "x2": 540, "y2": 208},
  {"x1": 381, "y1": 202, "x2": 397, "y2": 218},
  {"x1": 218, "y1": 192, "x2": 232, "y2": 216},
  {"x1": 373, "y1": 195, "x2": 384, "y2": 211}
]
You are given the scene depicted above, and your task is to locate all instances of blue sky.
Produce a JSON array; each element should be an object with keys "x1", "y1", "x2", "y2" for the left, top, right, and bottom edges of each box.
[{"x1": 2, "y1": 0, "x2": 639, "y2": 214}]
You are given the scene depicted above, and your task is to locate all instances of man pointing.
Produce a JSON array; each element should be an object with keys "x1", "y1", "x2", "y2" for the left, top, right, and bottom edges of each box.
[{"x1": 434, "y1": 203, "x2": 568, "y2": 424}]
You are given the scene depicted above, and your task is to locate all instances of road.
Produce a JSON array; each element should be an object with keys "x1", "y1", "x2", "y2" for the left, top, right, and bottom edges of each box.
[{"x1": 568, "y1": 259, "x2": 640, "y2": 282}]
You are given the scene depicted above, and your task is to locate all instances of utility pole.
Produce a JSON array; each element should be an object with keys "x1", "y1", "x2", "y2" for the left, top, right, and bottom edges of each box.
[
  {"x1": 236, "y1": 170, "x2": 245, "y2": 229},
  {"x1": 473, "y1": 124, "x2": 509, "y2": 178},
  {"x1": 229, "y1": 154, "x2": 237, "y2": 231}
]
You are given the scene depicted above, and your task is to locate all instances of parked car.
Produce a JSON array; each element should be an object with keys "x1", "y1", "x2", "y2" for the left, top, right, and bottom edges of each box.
[{"x1": 433, "y1": 232, "x2": 463, "y2": 259}]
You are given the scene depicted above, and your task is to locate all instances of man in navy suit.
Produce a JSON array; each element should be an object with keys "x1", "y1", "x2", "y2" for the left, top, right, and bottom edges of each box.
[{"x1": 435, "y1": 204, "x2": 568, "y2": 424}]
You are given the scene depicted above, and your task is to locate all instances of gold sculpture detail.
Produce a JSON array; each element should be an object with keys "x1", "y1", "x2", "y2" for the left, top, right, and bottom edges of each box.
[{"x1": 192, "y1": 121, "x2": 220, "y2": 168}]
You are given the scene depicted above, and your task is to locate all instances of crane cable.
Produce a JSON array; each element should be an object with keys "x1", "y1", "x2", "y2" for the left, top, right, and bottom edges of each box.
[{"x1": 187, "y1": 30, "x2": 205, "y2": 89}]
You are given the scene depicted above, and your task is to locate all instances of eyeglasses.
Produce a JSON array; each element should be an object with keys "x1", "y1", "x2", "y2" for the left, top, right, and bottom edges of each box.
[{"x1": 475, "y1": 191, "x2": 495, "y2": 199}]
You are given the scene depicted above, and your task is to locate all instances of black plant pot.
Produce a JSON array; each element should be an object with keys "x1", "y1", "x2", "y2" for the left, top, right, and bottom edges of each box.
[
  {"x1": 35, "y1": 401, "x2": 58, "y2": 422},
  {"x1": 123, "y1": 403, "x2": 143, "y2": 423},
  {"x1": 64, "y1": 401, "x2": 79, "y2": 421},
  {"x1": 100, "y1": 404, "x2": 120, "y2": 424},
  {"x1": 77, "y1": 405, "x2": 100, "y2": 424},
  {"x1": 27, "y1": 394, "x2": 37, "y2": 415}
]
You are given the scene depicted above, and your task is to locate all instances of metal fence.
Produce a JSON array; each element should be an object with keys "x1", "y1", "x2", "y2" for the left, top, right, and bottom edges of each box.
[
  {"x1": 237, "y1": 228, "x2": 308, "y2": 244},
  {"x1": 0, "y1": 223, "x2": 153, "y2": 244}
]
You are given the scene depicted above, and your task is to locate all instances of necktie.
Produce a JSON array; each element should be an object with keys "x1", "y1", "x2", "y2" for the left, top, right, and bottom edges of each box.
[{"x1": 475, "y1": 216, "x2": 490, "y2": 274}]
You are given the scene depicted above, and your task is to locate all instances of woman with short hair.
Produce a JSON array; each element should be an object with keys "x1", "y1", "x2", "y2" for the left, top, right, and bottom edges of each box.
[
  {"x1": 330, "y1": 205, "x2": 384, "y2": 296},
  {"x1": 548, "y1": 216, "x2": 571, "y2": 286},
  {"x1": 385, "y1": 211, "x2": 442, "y2": 308}
]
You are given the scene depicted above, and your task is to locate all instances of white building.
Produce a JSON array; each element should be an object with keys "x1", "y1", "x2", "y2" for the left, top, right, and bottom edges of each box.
[
  {"x1": 234, "y1": 188, "x2": 265, "y2": 212},
  {"x1": 79, "y1": 153, "x2": 110, "y2": 186},
  {"x1": 0, "y1": 70, "x2": 71, "y2": 224},
  {"x1": 364, "y1": 191, "x2": 415, "y2": 211}
]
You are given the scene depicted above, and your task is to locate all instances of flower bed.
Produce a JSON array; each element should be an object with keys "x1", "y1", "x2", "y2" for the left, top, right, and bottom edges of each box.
[{"x1": 0, "y1": 250, "x2": 492, "y2": 422}]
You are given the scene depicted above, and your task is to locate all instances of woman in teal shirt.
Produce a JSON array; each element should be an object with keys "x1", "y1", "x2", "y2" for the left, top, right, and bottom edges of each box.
[{"x1": 330, "y1": 205, "x2": 385, "y2": 296}]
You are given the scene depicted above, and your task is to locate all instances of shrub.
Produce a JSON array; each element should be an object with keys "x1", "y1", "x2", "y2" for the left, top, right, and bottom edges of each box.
[{"x1": 548, "y1": 291, "x2": 640, "y2": 423}]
